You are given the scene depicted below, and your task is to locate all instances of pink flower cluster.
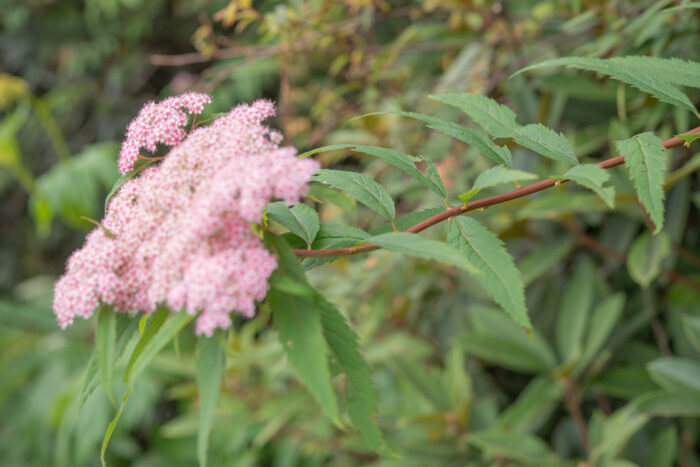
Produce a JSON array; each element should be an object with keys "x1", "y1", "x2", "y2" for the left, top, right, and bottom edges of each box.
[
  {"x1": 118, "y1": 92, "x2": 211, "y2": 174},
  {"x1": 54, "y1": 97, "x2": 319, "y2": 336}
]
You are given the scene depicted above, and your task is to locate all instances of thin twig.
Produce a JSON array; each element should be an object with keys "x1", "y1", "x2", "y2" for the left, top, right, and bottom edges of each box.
[
  {"x1": 559, "y1": 377, "x2": 590, "y2": 452},
  {"x1": 293, "y1": 127, "x2": 700, "y2": 258}
]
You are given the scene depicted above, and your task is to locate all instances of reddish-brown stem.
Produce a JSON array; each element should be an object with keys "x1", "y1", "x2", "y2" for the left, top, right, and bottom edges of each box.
[
  {"x1": 559, "y1": 377, "x2": 590, "y2": 452},
  {"x1": 293, "y1": 127, "x2": 700, "y2": 258}
]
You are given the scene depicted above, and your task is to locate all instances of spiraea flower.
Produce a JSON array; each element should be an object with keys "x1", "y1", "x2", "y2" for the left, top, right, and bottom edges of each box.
[
  {"x1": 118, "y1": 92, "x2": 211, "y2": 174},
  {"x1": 54, "y1": 96, "x2": 319, "y2": 336}
]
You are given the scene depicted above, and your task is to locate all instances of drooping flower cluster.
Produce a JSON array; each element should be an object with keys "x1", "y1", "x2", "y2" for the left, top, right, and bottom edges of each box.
[
  {"x1": 54, "y1": 97, "x2": 319, "y2": 336},
  {"x1": 118, "y1": 92, "x2": 211, "y2": 174}
]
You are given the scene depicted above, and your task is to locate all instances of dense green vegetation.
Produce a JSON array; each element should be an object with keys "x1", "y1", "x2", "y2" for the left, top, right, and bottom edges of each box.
[{"x1": 1, "y1": 1, "x2": 699, "y2": 466}]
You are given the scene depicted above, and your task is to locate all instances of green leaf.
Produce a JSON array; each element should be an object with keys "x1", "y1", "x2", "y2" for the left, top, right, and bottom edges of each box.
[
  {"x1": 681, "y1": 314, "x2": 700, "y2": 354},
  {"x1": 297, "y1": 143, "x2": 356, "y2": 159},
  {"x1": 464, "y1": 306, "x2": 556, "y2": 372},
  {"x1": 124, "y1": 310, "x2": 193, "y2": 385},
  {"x1": 593, "y1": 366, "x2": 658, "y2": 399},
  {"x1": 123, "y1": 308, "x2": 169, "y2": 383},
  {"x1": 647, "y1": 357, "x2": 700, "y2": 396},
  {"x1": 562, "y1": 164, "x2": 615, "y2": 208},
  {"x1": 642, "y1": 426, "x2": 677, "y2": 467},
  {"x1": 352, "y1": 145, "x2": 446, "y2": 197},
  {"x1": 626, "y1": 231, "x2": 671, "y2": 288},
  {"x1": 431, "y1": 93, "x2": 578, "y2": 165},
  {"x1": 635, "y1": 390, "x2": 700, "y2": 417},
  {"x1": 269, "y1": 236, "x2": 339, "y2": 425},
  {"x1": 266, "y1": 201, "x2": 320, "y2": 247},
  {"x1": 317, "y1": 295, "x2": 390, "y2": 454},
  {"x1": 468, "y1": 430, "x2": 555, "y2": 464},
  {"x1": 103, "y1": 310, "x2": 193, "y2": 465},
  {"x1": 496, "y1": 377, "x2": 563, "y2": 432},
  {"x1": 197, "y1": 331, "x2": 226, "y2": 467},
  {"x1": 460, "y1": 166, "x2": 538, "y2": 203},
  {"x1": 78, "y1": 315, "x2": 139, "y2": 415},
  {"x1": 104, "y1": 159, "x2": 156, "y2": 212},
  {"x1": 367, "y1": 232, "x2": 480, "y2": 274},
  {"x1": 555, "y1": 257, "x2": 595, "y2": 363},
  {"x1": 96, "y1": 305, "x2": 117, "y2": 405},
  {"x1": 447, "y1": 217, "x2": 530, "y2": 329},
  {"x1": 578, "y1": 293, "x2": 625, "y2": 371},
  {"x1": 517, "y1": 57, "x2": 699, "y2": 115},
  {"x1": 422, "y1": 154, "x2": 447, "y2": 198},
  {"x1": 590, "y1": 403, "x2": 649, "y2": 462},
  {"x1": 674, "y1": 131, "x2": 700, "y2": 148},
  {"x1": 616, "y1": 132, "x2": 669, "y2": 233},
  {"x1": 390, "y1": 111, "x2": 512, "y2": 166},
  {"x1": 312, "y1": 169, "x2": 395, "y2": 220}
]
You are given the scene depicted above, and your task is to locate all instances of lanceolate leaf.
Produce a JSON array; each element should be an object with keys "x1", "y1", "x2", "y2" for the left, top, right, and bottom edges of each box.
[
  {"x1": 266, "y1": 201, "x2": 320, "y2": 247},
  {"x1": 317, "y1": 295, "x2": 389, "y2": 453},
  {"x1": 79, "y1": 315, "x2": 139, "y2": 415},
  {"x1": 197, "y1": 332, "x2": 226, "y2": 467},
  {"x1": 351, "y1": 144, "x2": 447, "y2": 197},
  {"x1": 616, "y1": 132, "x2": 668, "y2": 233},
  {"x1": 517, "y1": 57, "x2": 699, "y2": 115},
  {"x1": 562, "y1": 164, "x2": 615, "y2": 208},
  {"x1": 647, "y1": 357, "x2": 700, "y2": 396},
  {"x1": 578, "y1": 293, "x2": 625, "y2": 371},
  {"x1": 392, "y1": 111, "x2": 512, "y2": 166},
  {"x1": 627, "y1": 231, "x2": 671, "y2": 288},
  {"x1": 367, "y1": 232, "x2": 480, "y2": 274},
  {"x1": 447, "y1": 217, "x2": 530, "y2": 330},
  {"x1": 431, "y1": 93, "x2": 578, "y2": 165},
  {"x1": 96, "y1": 305, "x2": 117, "y2": 405},
  {"x1": 312, "y1": 169, "x2": 395, "y2": 220},
  {"x1": 555, "y1": 257, "x2": 595, "y2": 363},
  {"x1": 270, "y1": 236, "x2": 340, "y2": 424}
]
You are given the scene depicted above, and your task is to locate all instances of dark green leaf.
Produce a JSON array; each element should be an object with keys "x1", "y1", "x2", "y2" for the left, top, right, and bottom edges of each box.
[
  {"x1": 626, "y1": 231, "x2": 671, "y2": 288},
  {"x1": 197, "y1": 331, "x2": 226, "y2": 467},
  {"x1": 448, "y1": 217, "x2": 530, "y2": 329},
  {"x1": 312, "y1": 169, "x2": 395, "y2": 220},
  {"x1": 367, "y1": 232, "x2": 480, "y2": 274},
  {"x1": 562, "y1": 164, "x2": 615, "y2": 208},
  {"x1": 616, "y1": 132, "x2": 668, "y2": 233},
  {"x1": 266, "y1": 201, "x2": 320, "y2": 247}
]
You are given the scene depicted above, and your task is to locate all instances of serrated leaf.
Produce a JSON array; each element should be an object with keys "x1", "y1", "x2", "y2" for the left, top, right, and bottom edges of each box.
[
  {"x1": 517, "y1": 57, "x2": 699, "y2": 114},
  {"x1": 317, "y1": 295, "x2": 390, "y2": 454},
  {"x1": 351, "y1": 145, "x2": 446, "y2": 197},
  {"x1": 647, "y1": 357, "x2": 700, "y2": 396},
  {"x1": 266, "y1": 201, "x2": 320, "y2": 247},
  {"x1": 626, "y1": 231, "x2": 671, "y2": 288},
  {"x1": 562, "y1": 164, "x2": 615, "y2": 208},
  {"x1": 447, "y1": 217, "x2": 530, "y2": 329},
  {"x1": 431, "y1": 93, "x2": 578, "y2": 165},
  {"x1": 578, "y1": 293, "x2": 625, "y2": 371},
  {"x1": 555, "y1": 257, "x2": 595, "y2": 363},
  {"x1": 312, "y1": 169, "x2": 395, "y2": 220},
  {"x1": 422, "y1": 154, "x2": 447, "y2": 197},
  {"x1": 269, "y1": 236, "x2": 339, "y2": 425},
  {"x1": 391, "y1": 111, "x2": 512, "y2": 166},
  {"x1": 367, "y1": 232, "x2": 480, "y2": 274},
  {"x1": 616, "y1": 132, "x2": 668, "y2": 233},
  {"x1": 96, "y1": 305, "x2": 117, "y2": 405},
  {"x1": 197, "y1": 331, "x2": 226, "y2": 467}
]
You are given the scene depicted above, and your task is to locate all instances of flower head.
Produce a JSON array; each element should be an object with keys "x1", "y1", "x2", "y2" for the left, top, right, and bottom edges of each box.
[
  {"x1": 54, "y1": 97, "x2": 319, "y2": 336},
  {"x1": 118, "y1": 92, "x2": 212, "y2": 174}
]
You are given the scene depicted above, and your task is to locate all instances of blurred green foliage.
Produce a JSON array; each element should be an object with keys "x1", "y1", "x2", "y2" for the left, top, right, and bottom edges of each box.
[{"x1": 1, "y1": 0, "x2": 700, "y2": 466}]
